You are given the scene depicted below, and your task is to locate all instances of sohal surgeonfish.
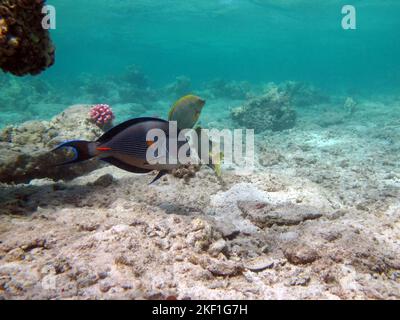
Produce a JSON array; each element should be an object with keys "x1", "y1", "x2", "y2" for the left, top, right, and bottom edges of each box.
[{"x1": 53, "y1": 117, "x2": 190, "y2": 184}]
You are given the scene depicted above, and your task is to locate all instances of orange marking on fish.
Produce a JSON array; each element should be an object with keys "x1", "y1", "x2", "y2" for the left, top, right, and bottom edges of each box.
[{"x1": 97, "y1": 147, "x2": 112, "y2": 152}]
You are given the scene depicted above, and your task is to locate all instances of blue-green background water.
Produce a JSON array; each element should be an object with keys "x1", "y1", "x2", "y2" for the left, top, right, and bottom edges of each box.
[
  {"x1": 1, "y1": 0, "x2": 400, "y2": 126},
  {"x1": 47, "y1": 0, "x2": 400, "y2": 90}
]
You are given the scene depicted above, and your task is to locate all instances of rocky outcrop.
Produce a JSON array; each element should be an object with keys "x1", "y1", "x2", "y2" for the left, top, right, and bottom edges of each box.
[
  {"x1": 204, "y1": 79, "x2": 252, "y2": 100},
  {"x1": 164, "y1": 76, "x2": 192, "y2": 98},
  {"x1": 231, "y1": 84, "x2": 296, "y2": 132},
  {"x1": 279, "y1": 81, "x2": 330, "y2": 107},
  {"x1": 0, "y1": 105, "x2": 104, "y2": 184},
  {"x1": 237, "y1": 201, "x2": 324, "y2": 228}
]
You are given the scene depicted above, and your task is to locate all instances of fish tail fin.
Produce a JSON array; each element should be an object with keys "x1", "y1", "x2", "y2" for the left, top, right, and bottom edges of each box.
[{"x1": 52, "y1": 140, "x2": 94, "y2": 166}]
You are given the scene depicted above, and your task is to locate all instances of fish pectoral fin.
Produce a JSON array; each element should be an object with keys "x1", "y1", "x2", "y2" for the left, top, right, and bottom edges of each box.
[
  {"x1": 101, "y1": 157, "x2": 152, "y2": 174},
  {"x1": 150, "y1": 170, "x2": 168, "y2": 184}
]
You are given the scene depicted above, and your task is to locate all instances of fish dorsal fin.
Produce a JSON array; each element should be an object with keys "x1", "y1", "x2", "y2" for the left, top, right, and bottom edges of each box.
[{"x1": 97, "y1": 117, "x2": 168, "y2": 143}]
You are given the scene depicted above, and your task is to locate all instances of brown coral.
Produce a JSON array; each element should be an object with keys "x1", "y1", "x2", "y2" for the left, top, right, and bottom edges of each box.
[
  {"x1": 172, "y1": 164, "x2": 201, "y2": 182},
  {"x1": 0, "y1": 0, "x2": 55, "y2": 76},
  {"x1": 231, "y1": 84, "x2": 297, "y2": 133}
]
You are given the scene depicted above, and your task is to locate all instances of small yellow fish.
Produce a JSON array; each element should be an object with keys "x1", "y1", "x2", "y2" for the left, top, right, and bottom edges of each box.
[
  {"x1": 209, "y1": 151, "x2": 224, "y2": 178},
  {"x1": 168, "y1": 95, "x2": 223, "y2": 179},
  {"x1": 168, "y1": 95, "x2": 206, "y2": 129},
  {"x1": 194, "y1": 126, "x2": 224, "y2": 178}
]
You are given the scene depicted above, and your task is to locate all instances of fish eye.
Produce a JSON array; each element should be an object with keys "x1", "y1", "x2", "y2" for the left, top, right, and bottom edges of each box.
[{"x1": 60, "y1": 146, "x2": 78, "y2": 161}]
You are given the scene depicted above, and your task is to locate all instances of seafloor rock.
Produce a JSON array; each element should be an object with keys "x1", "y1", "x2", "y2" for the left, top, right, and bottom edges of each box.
[
  {"x1": 0, "y1": 74, "x2": 64, "y2": 123},
  {"x1": 237, "y1": 201, "x2": 324, "y2": 228},
  {"x1": 1, "y1": 101, "x2": 400, "y2": 299},
  {"x1": 244, "y1": 256, "x2": 275, "y2": 272},
  {"x1": 0, "y1": 105, "x2": 104, "y2": 184},
  {"x1": 344, "y1": 97, "x2": 358, "y2": 115},
  {"x1": 278, "y1": 81, "x2": 330, "y2": 107},
  {"x1": 231, "y1": 84, "x2": 296, "y2": 132},
  {"x1": 318, "y1": 110, "x2": 346, "y2": 128},
  {"x1": 0, "y1": 168, "x2": 399, "y2": 299},
  {"x1": 204, "y1": 78, "x2": 252, "y2": 100},
  {"x1": 172, "y1": 164, "x2": 201, "y2": 183},
  {"x1": 120, "y1": 64, "x2": 149, "y2": 89},
  {"x1": 284, "y1": 245, "x2": 320, "y2": 265},
  {"x1": 0, "y1": 0, "x2": 55, "y2": 76},
  {"x1": 74, "y1": 66, "x2": 156, "y2": 105},
  {"x1": 164, "y1": 75, "x2": 192, "y2": 98}
]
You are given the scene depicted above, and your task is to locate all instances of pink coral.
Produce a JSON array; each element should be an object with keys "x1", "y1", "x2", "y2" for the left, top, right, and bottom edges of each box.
[{"x1": 89, "y1": 104, "x2": 114, "y2": 126}]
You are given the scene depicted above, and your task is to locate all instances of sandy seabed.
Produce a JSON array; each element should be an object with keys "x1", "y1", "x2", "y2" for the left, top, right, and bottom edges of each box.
[{"x1": 0, "y1": 98, "x2": 399, "y2": 300}]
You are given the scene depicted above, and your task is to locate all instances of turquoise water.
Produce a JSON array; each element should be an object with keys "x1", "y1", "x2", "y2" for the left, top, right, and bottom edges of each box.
[
  {"x1": 50, "y1": 0, "x2": 400, "y2": 88},
  {"x1": 1, "y1": 0, "x2": 400, "y2": 125}
]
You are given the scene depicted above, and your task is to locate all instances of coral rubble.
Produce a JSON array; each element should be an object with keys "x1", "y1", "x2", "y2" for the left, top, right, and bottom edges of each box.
[
  {"x1": 0, "y1": 95, "x2": 400, "y2": 300},
  {"x1": 278, "y1": 81, "x2": 330, "y2": 107},
  {"x1": 344, "y1": 97, "x2": 358, "y2": 115},
  {"x1": 0, "y1": 73, "x2": 66, "y2": 128},
  {"x1": 164, "y1": 76, "x2": 192, "y2": 98},
  {"x1": 0, "y1": 105, "x2": 104, "y2": 184},
  {"x1": 120, "y1": 64, "x2": 149, "y2": 89},
  {"x1": 74, "y1": 65, "x2": 156, "y2": 105},
  {"x1": 231, "y1": 83, "x2": 296, "y2": 132},
  {"x1": 205, "y1": 78, "x2": 252, "y2": 100},
  {"x1": 0, "y1": 165, "x2": 399, "y2": 299},
  {"x1": 0, "y1": 0, "x2": 55, "y2": 76}
]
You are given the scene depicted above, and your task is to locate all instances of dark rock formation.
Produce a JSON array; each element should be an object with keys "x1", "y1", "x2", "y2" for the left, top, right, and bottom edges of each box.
[
  {"x1": 231, "y1": 84, "x2": 296, "y2": 132},
  {"x1": 0, "y1": 0, "x2": 55, "y2": 76}
]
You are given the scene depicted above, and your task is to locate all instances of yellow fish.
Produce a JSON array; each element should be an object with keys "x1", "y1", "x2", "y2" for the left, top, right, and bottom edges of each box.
[
  {"x1": 168, "y1": 95, "x2": 223, "y2": 178},
  {"x1": 168, "y1": 95, "x2": 206, "y2": 129},
  {"x1": 194, "y1": 126, "x2": 224, "y2": 178}
]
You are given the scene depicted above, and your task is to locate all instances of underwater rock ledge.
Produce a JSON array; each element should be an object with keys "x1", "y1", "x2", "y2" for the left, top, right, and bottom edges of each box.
[
  {"x1": 231, "y1": 83, "x2": 297, "y2": 132},
  {"x1": 0, "y1": 105, "x2": 104, "y2": 184}
]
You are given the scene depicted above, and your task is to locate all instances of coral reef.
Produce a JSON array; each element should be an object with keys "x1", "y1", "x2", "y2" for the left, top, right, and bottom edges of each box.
[
  {"x1": 277, "y1": 81, "x2": 330, "y2": 107},
  {"x1": 164, "y1": 76, "x2": 192, "y2": 98},
  {"x1": 120, "y1": 64, "x2": 149, "y2": 89},
  {"x1": 0, "y1": 0, "x2": 55, "y2": 76},
  {"x1": 205, "y1": 79, "x2": 252, "y2": 100},
  {"x1": 89, "y1": 104, "x2": 114, "y2": 128},
  {"x1": 0, "y1": 95, "x2": 400, "y2": 300},
  {"x1": 0, "y1": 105, "x2": 105, "y2": 184},
  {"x1": 74, "y1": 66, "x2": 156, "y2": 105},
  {"x1": 172, "y1": 164, "x2": 201, "y2": 183},
  {"x1": 0, "y1": 73, "x2": 66, "y2": 128},
  {"x1": 344, "y1": 97, "x2": 358, "y2": 115},
  {"x1": 231, "y1": 83, "x2": 296, "y2": 132},
  {"x1": 116, "y1": 65, "x2": 155, "y2": 103},
  {"x1": 0, "y1": 159, "x2": 399, "y2": 299}
]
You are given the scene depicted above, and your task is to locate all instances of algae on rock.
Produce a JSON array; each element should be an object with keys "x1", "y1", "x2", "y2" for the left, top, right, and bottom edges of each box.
[
  {"x1": 231, "y1": 83, "x2": 296, "y2": 132},
  {"x1": 0, "y1": 105, "x2": 105, "y2": 184}
]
